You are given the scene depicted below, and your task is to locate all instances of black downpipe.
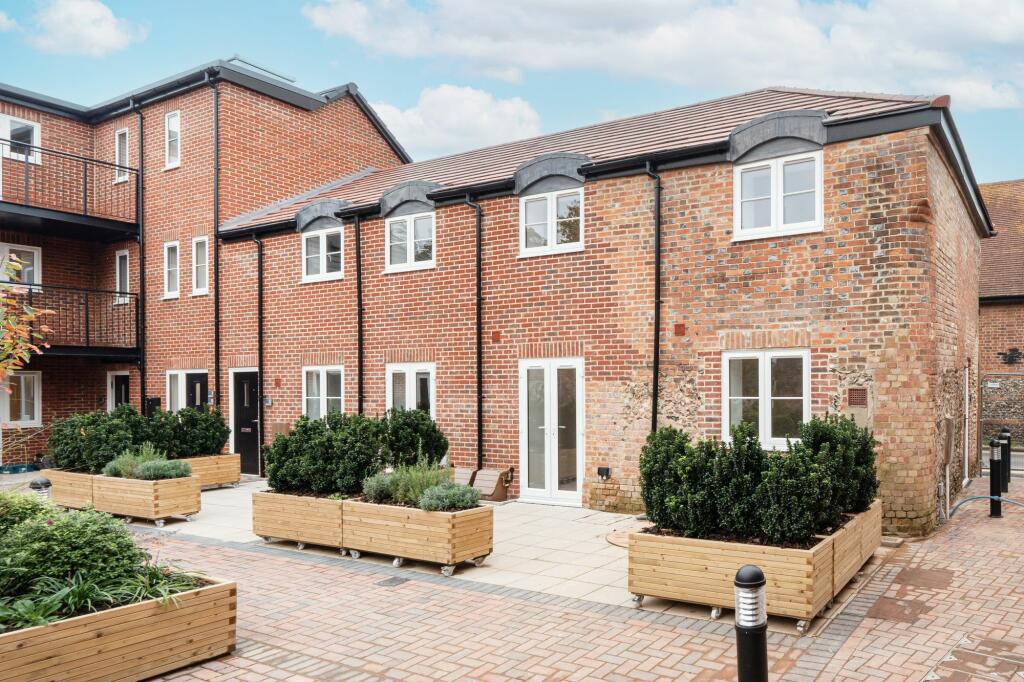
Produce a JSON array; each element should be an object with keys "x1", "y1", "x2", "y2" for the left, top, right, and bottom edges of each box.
[
  {"x1": 646, "y1": 162, "x2": 662, "y2": 433},
  {"x1": 250, "y1": 235, "x2": 265, "y2": 472},
  {"x1": 353, "y1": 214, "x2": 365, "y2": 414},
  {"x1": 452, "y1": 195, "x2": 484, "y2": 469},
  {"x1": 209, "y1": 74, "x2": 223, "y2": 408},
  {"x1": 133, "y1": 101, "x2": 147, "y2": 408}
]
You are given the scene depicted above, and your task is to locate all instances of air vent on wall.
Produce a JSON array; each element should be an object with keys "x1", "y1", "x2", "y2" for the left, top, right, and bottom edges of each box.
[{"x1": 848, "y1": 387, "x2": 868, "y2": 408}]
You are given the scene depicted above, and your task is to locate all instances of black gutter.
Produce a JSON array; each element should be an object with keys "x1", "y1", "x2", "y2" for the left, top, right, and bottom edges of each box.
[
  {"x1": 980, "y1": 295, "x2": 1024, "y2": 305},
  {"x1": 645, "y1": 162, "x2": 662, "y2": 434},
  {"x1": 353, "y1": 214, "x2": 365, "y2": 414},
  {"x1": 134, "y1": 99, "x2": 147, "y2": 407},
  {"x1": 209, "y1": 76, "x2": 223, "y2": 408},
  {"x1": 250, "y1": 235, "x2": 265, "y2": 475},
  {"x1": 428, "y1": 179, "x2": 515, "y2": 205},
  {"x1": 218, "y1": 220, "x2": 295, "y2": 240}
]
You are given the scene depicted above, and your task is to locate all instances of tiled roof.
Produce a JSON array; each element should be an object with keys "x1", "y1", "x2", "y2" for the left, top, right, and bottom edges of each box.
[
  {"x1": 221, "y1": 86, "x2": 939, "y2": 233},
  {"x1": 980, "y1": 179, "x2": 1024, "y2": 298}
]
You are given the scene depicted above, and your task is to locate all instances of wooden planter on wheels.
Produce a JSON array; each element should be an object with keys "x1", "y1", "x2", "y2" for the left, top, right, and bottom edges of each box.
[
  {"x1": 252, "y1": 491, "x2": 344, "y2": 550},
  {"x1": 0, "y1": 579, "x2": 236, "y2": 682},
  {"x1": 181, "y1": 454, "x2": 242, "y2": 488},
  {"x1": 45, "y1": 469, "x2": 94, "y2": 509},
  {"x1": 92, "y1": 475, "x2": 202, "y2": 527},
  {"x1": 628, "y1": 502, "x2": 882, "y2": 633}
]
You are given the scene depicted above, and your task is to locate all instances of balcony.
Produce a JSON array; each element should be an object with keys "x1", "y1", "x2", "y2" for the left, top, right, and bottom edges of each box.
[
  {"x1": 0, "y1": 138, "x2": 138, "y2": 242},
  {"x1": 28, "y1": 284, "x2": 138, "y2": 360}
]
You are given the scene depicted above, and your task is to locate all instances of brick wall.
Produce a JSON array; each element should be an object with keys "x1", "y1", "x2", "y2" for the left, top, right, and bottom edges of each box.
[{"x1": 979, "y1": 302, "x2": 1024, "y2": 442}]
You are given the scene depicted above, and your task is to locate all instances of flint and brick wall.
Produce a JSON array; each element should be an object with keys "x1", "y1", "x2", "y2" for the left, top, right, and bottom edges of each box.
[{"x1": 979, "y1": 303, "x2": 1024, "y2": 443}]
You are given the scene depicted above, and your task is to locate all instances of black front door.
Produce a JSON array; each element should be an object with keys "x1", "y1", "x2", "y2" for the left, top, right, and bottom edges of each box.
[
  {"x1": 233, "y1": 372, "x2": 260, "y2": 475},
  {"x1": 111, "y1": 374, "x2": 130, "y2": 409}
]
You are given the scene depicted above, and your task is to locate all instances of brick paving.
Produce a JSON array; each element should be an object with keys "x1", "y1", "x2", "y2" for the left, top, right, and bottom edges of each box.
[{"x1": 147, "y1": 478, "x2": 1024, "y2": 681}]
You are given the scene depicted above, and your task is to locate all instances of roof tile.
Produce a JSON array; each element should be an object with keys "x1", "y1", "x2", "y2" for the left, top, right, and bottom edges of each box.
[{"x1": 980, "y1": 179, "x2": 1024, "y2": 298}]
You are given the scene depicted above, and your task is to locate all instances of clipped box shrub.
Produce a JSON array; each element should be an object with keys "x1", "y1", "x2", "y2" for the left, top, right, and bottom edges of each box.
[
  {"x1": 382, "y1": 409, "x2": 449, "y2": 468},
  {"x1": 48, "y1": 411, "x2": 134, "y2": 473}
]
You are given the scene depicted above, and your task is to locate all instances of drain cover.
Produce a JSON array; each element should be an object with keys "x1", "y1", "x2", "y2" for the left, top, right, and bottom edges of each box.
[{"x1": 376, "y1": 577, "x2": 409, "y2": 587}]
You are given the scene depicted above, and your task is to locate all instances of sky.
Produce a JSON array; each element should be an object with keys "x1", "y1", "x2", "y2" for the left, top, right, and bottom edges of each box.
[{"x1": 1, "y1": 0, "x2": 1022, "y2": 183}]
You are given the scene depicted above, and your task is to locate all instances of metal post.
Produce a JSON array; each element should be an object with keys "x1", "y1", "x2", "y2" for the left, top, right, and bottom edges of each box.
[
  {"x1": 1001, "y1": 426, "x2": 1012, "y2": 486},
  {"x1": 23, "y1": 155, "x2": 30, "y2": 205},
  {"x1": 83, "y1": 291, "x2": 90, "y2": 347},
  {"x1": 734, "y1": 565, "x2": 768, "y2": 682},
  {"x1": 990, "y1": 438, "x2": 1002, "y2": 518},
  {"x1": 82, "y1": 160, "x2": 89, "y2": 216}
]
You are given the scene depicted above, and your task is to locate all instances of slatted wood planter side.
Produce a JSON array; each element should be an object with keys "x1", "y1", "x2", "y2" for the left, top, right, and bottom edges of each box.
[
  {"x1": 831, "y1": 499, "x2": 883, "y2": 598},
  {"x1": 93, "y1": 475, "x2": 201, "y2": 522},
  {"x1": 860, "y1": 500, "x2": 883, "y2": 566},
  {"x1": 45, "y1": 469, "x2": 94, "y2": 509},
  {"x1": 0, "y1": 579, "x2": 236, "y2": 682},
  {"x1": 183, "y1": 454, "x2": 242, "y2": 488},
  {"x1": 342, "y1": 500, "x2": 493, "y2": 567},
  {"x1": 251, "y1": 491, "x2": 344, "y2": 548}
]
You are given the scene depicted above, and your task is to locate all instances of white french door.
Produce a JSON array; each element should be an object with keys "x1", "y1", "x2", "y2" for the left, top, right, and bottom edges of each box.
[{"x1": 518, "y1": 357, "x2": 584, "y2": 505}]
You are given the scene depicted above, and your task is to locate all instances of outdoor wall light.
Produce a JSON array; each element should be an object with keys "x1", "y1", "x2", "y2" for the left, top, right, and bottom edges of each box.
[{"x1": 597, "y1": 466, "x2": 610, "y2": 480}]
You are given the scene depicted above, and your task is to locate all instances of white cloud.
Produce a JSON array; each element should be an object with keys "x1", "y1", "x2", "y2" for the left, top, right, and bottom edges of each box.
[
  {"x1": 373, "y1": 84, "x2": 542, "y2": 160},
  {"x1": 303, "y1": 0, "x2": 1024, "y2": 110},
  {"x1": 0, "y1": 11, "x2": 16, "y2": 31},
  {"x1": 29, "y1": 0, "x2": 147, "y2": 57}
]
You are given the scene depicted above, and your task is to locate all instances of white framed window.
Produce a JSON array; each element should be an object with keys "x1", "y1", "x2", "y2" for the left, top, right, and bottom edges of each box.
[
  {"x1": 721, "y1": 349, "x2": 810, "y2": 449},
  {"x1": 385, "y1": 362, "x2": 436, "y2": 418},
  {"x1": 385, "y1": 212, "x2": 435, "y2": 273},
  {"x1": 2, "y1": 371, "x2": 41, "y2": 427},
  {"x1": 114, "y1": 249, "x2": 129, "y2": 304},
  {"x1": 0, "y1": 242, "x2": 41, "y2": 285},
  {"x1": 301, "y1": 227, "x2": 343, "y2": 283},
  {"x1": 114, "y1": 128, "x2": 129, "y2": 183},
  {"x1": 519, "y1": 188, "x2": 584, "y2": 257},
  {"x1": 732, "y1": 150, "x2": 823, "y2": 241},
  {"x1": 191, "y1": 236, "x2": 208, "y2": 296},
  {"x1": 1, "y1": 115, "x2": 41, "y2": 164},
  {"x1": 164, "y1": 111, "x2": 180, "y2": 169},
  {"x1": 163, "y1": 241, "x2": 179, "y2": 299},
  {"x1": 166, "y1": 370, "x2": 208, "y2": 412},
  {"x1": 302, "y1": 365, "x2": 344, "y2": 419}
]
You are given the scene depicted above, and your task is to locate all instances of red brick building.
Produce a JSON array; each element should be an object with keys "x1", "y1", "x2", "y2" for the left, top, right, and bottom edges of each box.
[{"x1": 0, "y1": 61, "x2": 991, "y2": 535}]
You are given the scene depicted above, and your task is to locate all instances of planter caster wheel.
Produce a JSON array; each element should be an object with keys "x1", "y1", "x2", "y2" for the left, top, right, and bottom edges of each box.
[
  {"x1": 471, "y1": 555, "x2": 488, "y2": 567},
  {"x1": 295, "y1": 542, "x2": 306, "y2": 550},
  {"x1": 154, "y1": 519, "x2": 165, "y2": 529},
  {"x1": 393, "y1": 557, "x2": 405, "y2": 568},
  {"x1": 796, "y1": 620, "x2": 809, "y2": 635},
  {"x1": 441, "y1": 565, "x2": 456, "y2": 577},
  {"x1": 261, "y1": 536, "x2": 274, "y2": 543},
  {"x1": 349, "y1": 550, "x2": 361, "y2": 559},
  {"x1": 339, "y1": 548, "x2": 348, "y2": 557},
  {"x1": 710, "y1": 607, "x2": 722, "y2": 620},
  {"x1": 631, "y1": 594, "x2": 645, "y2": 608},
  {"x1": 185, "y1": 515, "x2": 196, "y2": 522},
  {"x1": 124, "y1": 517, "x2": 134, "y2": 525},
  {"x1": 232, "y1": 482, "x2": 241, "y2": 488}
]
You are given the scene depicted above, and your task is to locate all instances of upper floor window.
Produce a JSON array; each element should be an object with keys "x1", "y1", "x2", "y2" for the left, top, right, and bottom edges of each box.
[
  {"x1": 385, "y1": 212, "x2": 435, "y2": 273},
  {"x1": 192, "y1": 236, "x2": 208, "y2": 296},
  {"x1": 386, "y1": 362, "x2": 435, "y2": 418},
  {"x1": 3, "y1": 371, "x2": 40, "y2": 427},
  {"x1": 164, "y1": 241, "x2": 179, "y2": 299},
  {"x1": 519, "y1": 188, "x2": 583, "y2": 257},
  {"x1": 303, "y1": 365, "x2": 344, "y2": 419},
  {"x1": 733, "y1": 150, "x2": 822, "y2": 241},
  {"x1": 115, "y1": 249, "x2": 129, "y2": 304},
  {"x1": 164, "y1": 111, "x2": 181, "y2": 169},
  {"x1": 722, "y1": 349, "x2": 809, "y2": 449},
  {"x1": 0, "y1": 243, "x2": 40, "y2": 285},
  {"x1": 114, "y1": 128, "x2": 129, "y2": 183},
  {"x1": 302, "y1": 226, "x2": 343, "y2": 283},
  {"x1": 1, "y1": 116, "x2": 41, "y2": 164}
]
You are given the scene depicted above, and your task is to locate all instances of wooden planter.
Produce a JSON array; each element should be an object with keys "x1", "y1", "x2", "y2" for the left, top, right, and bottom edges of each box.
[
  {"x1": 252, "y1": 491, "x2": 344, "y2": 549},
  {"x1": 0, "y1": 578, "x2": 236, "y2": 682},
  {"x1": 45, "y1": 469, "x2": 94, "y2": 509},
  {"x1": 628, "y1": 504, "x2": 883, "y2": 629},
  {"x1": 93, "y1": 475, "x2": 201, "y2": 526},
  {"x1": 181, "y1": 453, "x2": 241, "y2": 488},
  {"x1": 342, "y1": 500, "x2": 493, "y2": 575}
]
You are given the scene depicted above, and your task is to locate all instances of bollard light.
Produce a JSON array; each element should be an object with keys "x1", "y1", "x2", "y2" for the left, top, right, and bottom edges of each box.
[
  {"x1": 29, "y1": 476, "x2": 51, "y2": 502},
  {"x1": 734, "y1": 564, "x2": 768, "y2": 682},
  {"x1": 1001, "y1": 426, "x2": 1013, "y2": 486},
  {"x1": 990, "y1": 438, "x2": 1002, "y2": 518}
]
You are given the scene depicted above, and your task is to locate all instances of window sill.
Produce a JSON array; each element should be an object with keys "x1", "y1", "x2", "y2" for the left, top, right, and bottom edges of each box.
[
  {"x1": 2, "y1": 421, "x2": 41, "y2": 429},
  {"x1": 518, "y1": 242, "x2": 584, "y2": 259},
  {"x1": 301, "y1": 273, "x2": 344, "y2": 284},
  {"x1": 731, "y1": 224, "x2": 822, "y2": 243},
  {"x1": 164, "y1": 163, "x2": 180, "y2": 171},
  {"x1": 162, "y1": 293, "x2": 180, "y2": 300},
  {"x1": 191, "y1": 290, "x2": 209, "y2": 297},
  {"x1": 384, "y1": 261, "x2": 436, "y2": 274},
  {"x1": 113, "y1": 178, "x2": 129, "y2": 186}
]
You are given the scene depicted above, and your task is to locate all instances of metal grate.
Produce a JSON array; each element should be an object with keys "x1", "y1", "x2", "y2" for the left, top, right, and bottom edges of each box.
[{"x1": 848, "y1": 387, "x2": 868, "y2": 407}]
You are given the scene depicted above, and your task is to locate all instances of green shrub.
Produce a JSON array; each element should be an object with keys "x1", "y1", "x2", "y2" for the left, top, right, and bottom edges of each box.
[
  {"x1": 135, "y1": 459, "x2": 192, "y2": 480},
  {"x1": 0, "y1": 492, "x2": 50, "y2": 536},
  {"x1": 144, "y1": 408, "x2": 179, "y2": 455},
  {"x1": 331, "y1": 414, "x2": 385, "y2": 495},
  {"x1": 170, "y1": 407, "x2": 230, "y2": 457},
  {"x1": 110, "y1": 404, "x2": 149, "y2": 445},
  {"x1": 419, "y1": 481, "x2": 480, "y2": 511},
  {"x1": 797, "y1": 415, "x2": 879, "y2": 513},
  {"x1": 382, "y1": 409, "x2": 449, "y2": 468},
  {"x1": 664, "y1": 437, "x2": 719, "y2": 538},
  {"x1": 48, "y1": 411, "x2": 133, "y2": 473},
  {"x1": 362, "y1": 472, "x2": 395, "y2": 503},
  {"x1": 754, "y1": 447, "x2": 823, "y2": 545},
  {"x1": 713, "y1": 422, "x2": 765, "y2": 538},
  {"x1": 639, "y1": 427, "x2": 688, "y2": 529},
  {"x1": 391, "y1": 460, "x2": 450, "y2": 506},
  {"x1": 0, "y1": 509, "x2": 145, "y2": 597},
  {"x1": 101, "y1": 443, "x2": 165, "y2": 479}
]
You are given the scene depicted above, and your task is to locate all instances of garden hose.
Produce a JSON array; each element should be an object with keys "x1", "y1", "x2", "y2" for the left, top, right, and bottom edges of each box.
[{"x1": 948, "y1": 496, "x2": 1024, "y2": 518}]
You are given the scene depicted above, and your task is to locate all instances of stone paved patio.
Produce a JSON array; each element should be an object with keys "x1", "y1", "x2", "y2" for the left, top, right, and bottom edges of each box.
[{"x1": 127, "y1": 476, "x2": 1024, "y2": 680}]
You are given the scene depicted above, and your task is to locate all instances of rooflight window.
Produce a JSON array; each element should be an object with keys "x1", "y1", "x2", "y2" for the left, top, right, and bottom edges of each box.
[{"x1": 733, "y1": 150, "x2": 822, "y2": 241}]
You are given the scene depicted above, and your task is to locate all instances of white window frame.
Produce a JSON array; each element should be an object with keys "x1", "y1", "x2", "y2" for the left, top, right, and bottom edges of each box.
[
  {"x1": 518, "y1": 188, "x2": 585, "y2": 258},
  {"x1": 163, "y1": 241, "x2": 179, "y2": 299},
  {"x1": 106, "y1": 370, "x2": 129, "y2": 412},
  {"x1": 301, "y1": 226, "x2": 344, "y2": 283},
  {"x1": 164, "y1": 110, "x2": 181, "y2": 169},
  {"x1": 2, "y1": 371, "x2": 41, "y2": 427},
  {"x1": 732, "y1": 150, "x2": 823, "y2": 242},
  {"x1": 1, "y1": 115, "x2": 41, "y2": 165},
  {"x1": 165, "y1": 369, "x2": 207, "y2": 412},
  {"x1": 114, "y1": 128, "x2": 129, "y2": 183},
  {"x1": 191, "y1": 236, "x2": 208, "y2": 296},
  {"x1": 384, "y1": 211, "x2": 436, "y2": 273},
  {"x1": 385, "y1": 362, "x2": 436, "y2": 419},
  {"x1": 302, "y1": 365, "x2": 345, "y2": 419},
  {"x1": 0, "y1": 242, "x2": 41, "y2": 285},
  {"x1": 721, "y1": 349, "x2": 811, "y2": 450},
  {"x1": 114, "y1": 248, "x2": 129, "y2": 304}
]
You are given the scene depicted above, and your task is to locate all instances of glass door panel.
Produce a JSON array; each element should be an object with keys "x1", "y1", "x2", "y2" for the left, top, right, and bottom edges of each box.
[{"x1": 520, "y1": 358, "x2": 583, "y2": 504}]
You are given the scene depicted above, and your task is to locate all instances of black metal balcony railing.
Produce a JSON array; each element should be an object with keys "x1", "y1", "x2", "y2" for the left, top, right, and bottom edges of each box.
[
  {"x1": 27, "y1": 284, "x2": 138, "y2": 350},
  {"x1": 0, "y1": 138, "x2": 138, "y2": 224}
]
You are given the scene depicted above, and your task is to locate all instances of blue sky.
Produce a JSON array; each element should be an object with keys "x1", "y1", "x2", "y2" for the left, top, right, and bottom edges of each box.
[{"x1": 1, "y1": 0, "x2": 1022, "y2": 183}]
